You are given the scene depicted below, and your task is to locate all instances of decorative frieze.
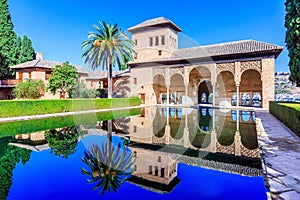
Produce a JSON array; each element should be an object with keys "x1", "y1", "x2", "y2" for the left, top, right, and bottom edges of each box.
[
  {"x1": 169, "y1": 67, "x2": 184, "y2": 77},
  {"x1": 152, "y1": 67, "x2": 166, "y2": 78},
  {"x1": 240, "y1": 60, "x2": 261, "y2": 75},
  {"x1": 216, "y1": 62, "x2": 235, "y2": 75}
]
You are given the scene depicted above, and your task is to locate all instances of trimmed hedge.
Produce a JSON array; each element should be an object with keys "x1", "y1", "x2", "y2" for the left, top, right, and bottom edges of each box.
[
  {"x1": 0, "y1": 98, "x2": 141, "y2": 118},
  {"x1": 269, "y1": 101, "x2": 300, "y2": 136},
  {"x1": 0, "y1": 108, "x2": 141, "y2": 138}
]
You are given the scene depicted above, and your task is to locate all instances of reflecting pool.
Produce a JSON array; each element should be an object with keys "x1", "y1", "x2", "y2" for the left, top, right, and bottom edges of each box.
[{"x1": 0, "y1": 106, "x2": 267, "y2": 200}]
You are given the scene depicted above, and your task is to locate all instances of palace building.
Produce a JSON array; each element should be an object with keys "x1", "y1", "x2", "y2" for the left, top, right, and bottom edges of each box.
[
  {"x1": 1, "y1": 17, "x2": 283, "y2": 109},
  {"x1": 127, "y1": 17, "x2": 283, "y2": 109}
]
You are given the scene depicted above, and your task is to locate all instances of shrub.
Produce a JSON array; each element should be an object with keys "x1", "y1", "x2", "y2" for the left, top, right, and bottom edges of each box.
[
  {"x1": 13, "y1": 79, "x2": 45, "y2": 99},
  {"x1": 270, "y1": 101, "x2": 300, "y2": 136}
]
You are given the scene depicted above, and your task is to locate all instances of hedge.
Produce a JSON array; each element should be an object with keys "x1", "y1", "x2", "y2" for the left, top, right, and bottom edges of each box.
[
  {"x1": 269, "y1": 101, "x2": 300, "y2": 136},
  {"x1": 0, "y1": 98, "x2": 141, "y2": 118},
  {"x1": 0, "y1": 108, "x2": 141, "y2": 138}
]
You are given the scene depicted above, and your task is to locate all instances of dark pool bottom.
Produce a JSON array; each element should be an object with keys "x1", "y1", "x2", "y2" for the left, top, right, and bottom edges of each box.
[{"x1": 7, "y1": 139, "x2": 267, "y2": 200}]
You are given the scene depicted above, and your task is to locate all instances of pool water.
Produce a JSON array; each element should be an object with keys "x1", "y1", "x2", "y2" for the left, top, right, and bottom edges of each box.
[{"x1": 0, "y1": 106, "x2": 267, "y2": 200}]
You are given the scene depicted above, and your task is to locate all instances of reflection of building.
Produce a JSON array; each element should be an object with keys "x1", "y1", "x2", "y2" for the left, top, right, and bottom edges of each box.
[
  {"x1": 10, "y1": 132, "x2": 49, "y2": 152},
  {"x1": 128, "y1": 147, "x2": 180, "y2": 193},
  {"x1": 114, "y1": 106, "x2": 262, "y2": 176},
  {"x1": 119, "y1": 107, "x2": 260, "y2": 158}
]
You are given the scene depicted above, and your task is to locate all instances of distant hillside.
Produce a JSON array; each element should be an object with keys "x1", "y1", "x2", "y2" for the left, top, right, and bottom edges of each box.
[{"x1": 275, "y1": 72, "x2": 300, "y2": 101}]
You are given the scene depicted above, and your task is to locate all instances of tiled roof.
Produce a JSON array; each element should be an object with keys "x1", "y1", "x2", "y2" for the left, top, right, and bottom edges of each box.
[
  {"x1": 128, "y1": 17, "x2": 182, "y2": 32},
  {"x1": 173, "y1": 39, "x2": 283, "y2": 59},
  {"x1": 10, "y1": 59, "x2": 88, "y2": 74},
  {"x1": 130, "y1": 39, "x2": 283, "y2": 66}
]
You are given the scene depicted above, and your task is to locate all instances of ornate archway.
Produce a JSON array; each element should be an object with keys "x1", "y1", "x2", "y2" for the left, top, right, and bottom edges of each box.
[
  {"x1": 240, "y1": 69, "x2": 262, "y2": 107},
  {"x1": 153, "y1": 74, "x2": 166, "y2": 104},
  {"x1": 188, "y1": 66, "x2": 212, "y2": 104},
  {"x1": 198, "y1": 81, "x2": 213, "y2": 104}
]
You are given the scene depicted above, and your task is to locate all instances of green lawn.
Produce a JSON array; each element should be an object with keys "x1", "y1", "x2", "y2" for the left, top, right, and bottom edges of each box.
[{"x1": 279, "y1": 103, "x2": 300, "y2": 111}]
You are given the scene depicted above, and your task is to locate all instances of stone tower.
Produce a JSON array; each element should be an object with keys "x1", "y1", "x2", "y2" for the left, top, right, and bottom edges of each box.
[{"x1": 128, "y1": 17, "x2": 182, "y2": 62}]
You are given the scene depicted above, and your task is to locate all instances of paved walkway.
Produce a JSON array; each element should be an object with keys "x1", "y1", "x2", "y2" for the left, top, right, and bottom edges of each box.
[{"x1": 256, "y1": 111, "x2": 300, "y2": 200}]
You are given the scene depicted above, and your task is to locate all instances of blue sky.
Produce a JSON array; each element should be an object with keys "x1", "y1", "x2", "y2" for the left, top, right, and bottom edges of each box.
[{"x1": 9, "y1": 0, "x2": 288, "y2": 72}]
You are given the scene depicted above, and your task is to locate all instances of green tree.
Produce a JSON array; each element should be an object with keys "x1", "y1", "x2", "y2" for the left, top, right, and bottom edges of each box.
[
  {"x1": 285, "y1": 0, "x2": 300, "y2": 86},
  {"x1": 45, "y1": 127, "x2": 79, "y2": 159},
  {"x1": 0, "y1": 53, "x2": 9, "y2": 79},
  {"x1": 48, "y1": 62, "x2": 78, "y2": 97},
  {"x1": 13, "y1": 79, "x2": 45, "y2": 99},
  {"x1": 16, "y1": 35, "x2": 35, "y2": 64},
  {"x1": 0, "y1": 0, "x2": 17, "y2": 78},
  {"x1": 82, "y1": 22, "x2": 135, "y2": 98}
]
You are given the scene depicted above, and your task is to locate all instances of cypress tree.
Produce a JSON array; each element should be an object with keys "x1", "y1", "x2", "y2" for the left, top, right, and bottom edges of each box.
[
  {"x1": 0, "y1": 0, "x2": 17, "y2": 78},
  {"x1": 285, "y1": 0, "x2": 300, "y2": 86},
  {"x1": 19, "y1": 35, "x2": 35, "y2": 63}
]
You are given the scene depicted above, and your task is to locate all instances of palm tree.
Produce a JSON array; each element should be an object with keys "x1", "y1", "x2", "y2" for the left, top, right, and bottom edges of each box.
[
  {"x1": 82, "y1": 22, "x2": 135, "y2": 98},
  {"x1": 81, "y1": 142, "x2": 134, "y2": 195}
]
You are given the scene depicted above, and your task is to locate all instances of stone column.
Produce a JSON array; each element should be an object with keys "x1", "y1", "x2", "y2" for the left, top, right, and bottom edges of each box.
[
  {"x1": 165, "y1": 107, "x2": 170, "y2": 145},
  {"x1": 210, "y1": 129, "x2": 217, "y2": 153},
  {"x1": 262, "y1": 57, "x2": 275, "y2": 109},
  {"x1": 236, "y1": 84, "x2": 240, "y2": 107},
  {"x1": 183, "y1": 109, "x2": 190, "y2": 148},
  {"x1": 184, "y1": 83, "x2": 189, "y2": 105},
  {"x1": 234, "y1": 62, "x2": 241, "y2": 107},
  {"x1": 167, "y1": 85, "x2": 170, "y2": 105}
]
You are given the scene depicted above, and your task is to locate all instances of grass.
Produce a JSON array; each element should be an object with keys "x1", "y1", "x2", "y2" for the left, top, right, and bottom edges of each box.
[{"x1": 278, "y1": 103, "x2": 300, "y2": 111}]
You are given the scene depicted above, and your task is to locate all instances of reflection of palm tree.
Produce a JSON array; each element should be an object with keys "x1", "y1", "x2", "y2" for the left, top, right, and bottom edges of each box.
[{"x1": 81, "y1": 141, "x2": 134, "y2": 195}]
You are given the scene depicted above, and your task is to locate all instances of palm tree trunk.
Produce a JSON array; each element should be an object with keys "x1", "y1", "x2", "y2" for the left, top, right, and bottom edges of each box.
[
  {"x1": 107, "y1": 56, "x2": 113, "y2": 98},
  {"x1": 107, "y1": 119, "x2": 112, "y2": 159}
]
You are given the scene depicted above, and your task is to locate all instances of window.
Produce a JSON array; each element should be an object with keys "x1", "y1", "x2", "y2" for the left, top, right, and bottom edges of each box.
[
  {"x1": 133, "y1": 125, "x2": 137, "y2": 132},
  {"x1": 28, "y1": 72, "x2": 31, "y2": 79},
  {"x1": 149, "y1": 166, "x2": 153, "y2": 174},
  {"x1": 154, "y1": 166, "x2": 159, "y2": 176},
  {"x1": 134, "y1": 165, "x2": 137, "y2": 172},
  {"x1": 160, "y1": 168, "x2": 165, "y2": 177},
  {"x1": 134, "y1": 39, "x2": 137, "y2": 46},
  {"x1": 46, "y1": 71, "x2": 51, "y2": 80},
  {"x1": 158, "y1": 50, "x2": 162, "y2": 56},
  {"x1": 161, "y1": 35, "x2": 165, "y2": 45},
  {"x1": 158, "y1": 156, "x2": 161, "y2": 162},
  {"x1": 155, "y1": 36, "x2": 159, "y2": 46},
  {"x1": 134, "y1": 78, "x2": 137, "y2": 85},
  {"x1": 134, "y1": 53, "x2": 137, "y2": 59},
  {"x1": 149, "y1": 37, "x2": 153, "y2": 46}
]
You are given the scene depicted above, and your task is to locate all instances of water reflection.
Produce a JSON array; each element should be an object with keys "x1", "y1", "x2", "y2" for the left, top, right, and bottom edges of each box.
[
  {"x1": 45, "y1": 127, "x2": 79, "y2": 159},
  {"x1": 81, "y1": 142, "x2": 134, "y2": 195},
  {"x1": 1, "y1": 106, "x2": 263, "y2": 198}
]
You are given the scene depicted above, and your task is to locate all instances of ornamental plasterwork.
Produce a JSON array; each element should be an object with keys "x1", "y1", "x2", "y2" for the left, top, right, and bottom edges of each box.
[
  {"x1": 240, "y1": 60, "x2": 261, "y2": 75},
  {"x1": 216, "y1": 62, "x2": 235, "y2": 75},
  {"x1": 152, "y1": 68, "x2": 166, "y2": 78},
  {"x1": 169, "y1": 67, "x2": 184, "y2": 77}
]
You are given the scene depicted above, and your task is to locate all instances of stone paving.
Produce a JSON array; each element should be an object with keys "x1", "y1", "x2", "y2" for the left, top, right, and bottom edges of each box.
[{"x1": 256, "y1": 111, "x2": 300, "y2": 200}]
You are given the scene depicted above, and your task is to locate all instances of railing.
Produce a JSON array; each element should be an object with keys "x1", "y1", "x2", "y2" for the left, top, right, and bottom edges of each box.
[{"x1": 0, "y1": 79, "x2": 20, "y2": 85}]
